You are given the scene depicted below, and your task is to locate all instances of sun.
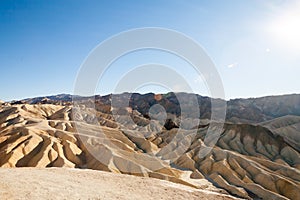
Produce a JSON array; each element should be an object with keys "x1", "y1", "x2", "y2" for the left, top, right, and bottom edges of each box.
[{"x1": 267, "y1": 4, "x2": 300, "y2": 52}]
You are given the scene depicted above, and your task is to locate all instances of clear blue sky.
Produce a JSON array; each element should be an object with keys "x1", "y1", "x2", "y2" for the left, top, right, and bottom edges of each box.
[{"x1": 1, "y1": 0, "x2": 299, "y2": 101}]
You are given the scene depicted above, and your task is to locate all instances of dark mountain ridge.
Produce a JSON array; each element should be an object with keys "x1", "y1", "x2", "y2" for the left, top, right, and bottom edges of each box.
[{"x1": 16, "y1": 92, "x2": 300, "y2": 124}]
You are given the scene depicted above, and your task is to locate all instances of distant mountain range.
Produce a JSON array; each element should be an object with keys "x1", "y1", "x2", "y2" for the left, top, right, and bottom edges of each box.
[{"x1": 13, "y1": 92, "x2": 300, "y2": 123}]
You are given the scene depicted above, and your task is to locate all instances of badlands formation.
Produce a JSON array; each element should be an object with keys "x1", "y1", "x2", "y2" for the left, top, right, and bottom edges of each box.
[{"x1": 0, "y1": 93, "x2": 300, "y2": 199}]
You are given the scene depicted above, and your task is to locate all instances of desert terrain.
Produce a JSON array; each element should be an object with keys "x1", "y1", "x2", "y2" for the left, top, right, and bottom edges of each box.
[
  {"x1": 0, "y1": 167, "x2": 240, "y2": 200},
  {"x1": 0, "y1": 93, "x2": 300, "y2": 199}
]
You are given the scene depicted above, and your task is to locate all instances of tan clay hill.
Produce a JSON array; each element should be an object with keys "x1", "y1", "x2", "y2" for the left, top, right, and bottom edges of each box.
[{"x1": 0, "y1": 101, "x2": 300, "y2": 199}]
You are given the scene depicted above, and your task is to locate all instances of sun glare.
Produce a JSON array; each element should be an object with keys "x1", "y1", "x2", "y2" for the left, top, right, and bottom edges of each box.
[{"x1": 268, "y1": 4, "x2": 300, "y2": 52}]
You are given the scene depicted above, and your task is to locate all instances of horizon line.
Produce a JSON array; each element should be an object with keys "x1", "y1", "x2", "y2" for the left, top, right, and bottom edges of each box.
[{"x1": 4, "y1": 92, "x2": 300, "y2": 103}]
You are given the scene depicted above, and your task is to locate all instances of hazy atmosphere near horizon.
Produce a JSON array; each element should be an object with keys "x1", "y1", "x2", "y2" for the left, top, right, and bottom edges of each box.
[{"x1": 1, "y1": 0, "x2": 300, "y2": 101}]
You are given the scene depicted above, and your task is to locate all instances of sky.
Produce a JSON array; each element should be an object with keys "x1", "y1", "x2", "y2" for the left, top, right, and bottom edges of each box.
[{"x1": 1, "y1": 0, "x2": 300, "y2": 101}]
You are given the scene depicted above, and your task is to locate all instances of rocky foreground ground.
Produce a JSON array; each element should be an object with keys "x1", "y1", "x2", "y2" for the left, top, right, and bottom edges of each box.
[{"x1": 0, "y1": 168, "x2": 241, "y2": 200}]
